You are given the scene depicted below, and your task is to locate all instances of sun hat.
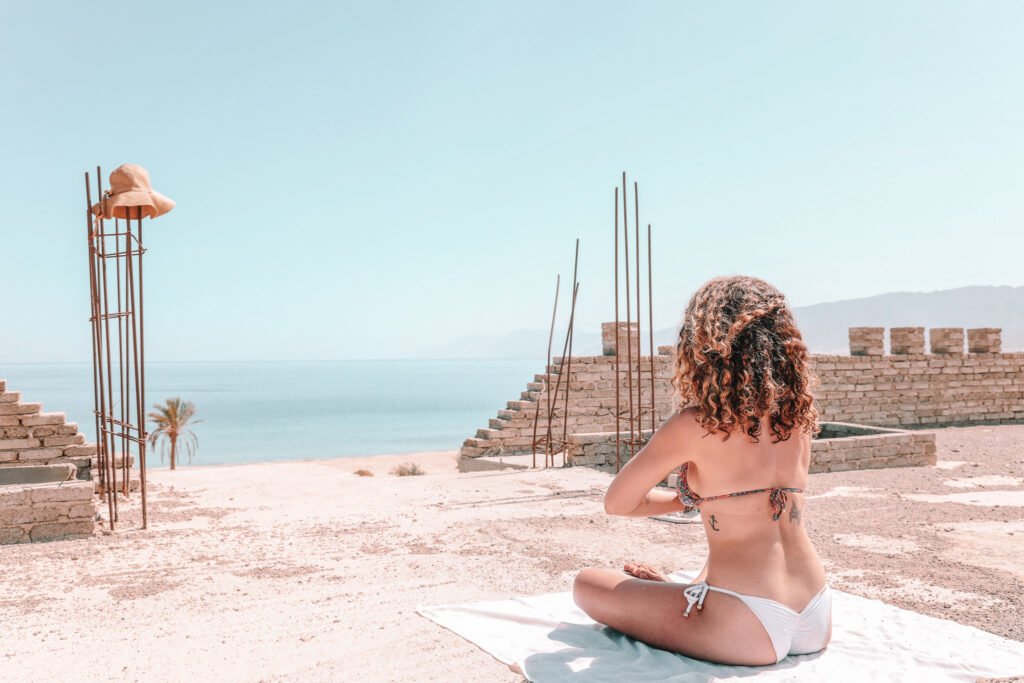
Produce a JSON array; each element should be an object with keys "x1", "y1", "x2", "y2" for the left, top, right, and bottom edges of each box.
[{"x1": 90, "y1": 163, "x2": 175, "y2": 219}]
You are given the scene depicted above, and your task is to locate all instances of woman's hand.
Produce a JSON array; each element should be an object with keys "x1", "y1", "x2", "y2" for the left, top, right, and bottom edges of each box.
[{"x1": 623, "y1": 561, "x2": 668, "y2": 581}]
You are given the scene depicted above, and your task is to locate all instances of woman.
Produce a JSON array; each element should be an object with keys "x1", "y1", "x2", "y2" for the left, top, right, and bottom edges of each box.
[{"x1": 572, "y1": 275, "x2": 831, "y2": 667}]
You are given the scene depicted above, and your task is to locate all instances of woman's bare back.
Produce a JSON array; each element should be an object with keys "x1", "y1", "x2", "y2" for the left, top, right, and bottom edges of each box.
[{"x1": 681, "y1": 408, "x2": 827, "y2": 611}]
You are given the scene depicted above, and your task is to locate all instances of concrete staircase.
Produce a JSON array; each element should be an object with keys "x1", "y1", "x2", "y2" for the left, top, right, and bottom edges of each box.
[
  {"x1": 0, "y1": 380, "x2": 97, "y2": 478},
  {"x1": 460, "y1": 353, "x2": 673, "y2": 461}
]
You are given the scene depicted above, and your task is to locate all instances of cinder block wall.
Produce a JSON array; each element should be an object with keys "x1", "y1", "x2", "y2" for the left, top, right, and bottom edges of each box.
[
  {"x1": 0, "y1": 481, "x2": 95, "y2": 544},
  {"x1": 462, "y1": 326, "x2": 1019, "y2": 458},
  {"x1": 810, "y1": 352, "x2": 1023, "y2": 427}
]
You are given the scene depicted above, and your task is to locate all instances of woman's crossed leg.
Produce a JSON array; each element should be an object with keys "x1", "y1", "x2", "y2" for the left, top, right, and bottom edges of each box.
[{"x1": 572, "y1": 566, "x2": 778, "y2": 667}]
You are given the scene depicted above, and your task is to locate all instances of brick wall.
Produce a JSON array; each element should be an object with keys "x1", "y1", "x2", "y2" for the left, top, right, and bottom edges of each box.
[{"x1": 811, "y1": 353, "x2": 1024, "y2": 427}]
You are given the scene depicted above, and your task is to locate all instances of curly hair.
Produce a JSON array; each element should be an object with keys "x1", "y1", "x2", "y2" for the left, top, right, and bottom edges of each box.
[{"x1": 671, "y1": 275, "x2": 819, "y2": 442}]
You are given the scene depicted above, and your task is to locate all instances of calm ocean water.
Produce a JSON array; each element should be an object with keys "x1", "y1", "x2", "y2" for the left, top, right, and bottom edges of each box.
[{"x1": 0, "y1": 360, "x2": 538, "y2": 467}]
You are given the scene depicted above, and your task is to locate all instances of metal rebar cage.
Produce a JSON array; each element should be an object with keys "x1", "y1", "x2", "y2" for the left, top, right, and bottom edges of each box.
[{"x1": 84, "y1": 167, "x2": 150, "y2": 530}]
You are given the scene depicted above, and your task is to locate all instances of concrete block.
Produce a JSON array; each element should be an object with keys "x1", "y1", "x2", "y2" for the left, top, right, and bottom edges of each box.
[
  {"x1": 849, "y1": 327, "x2": 884, "y2": 356},
  {"x1": 890, "y1": 327, "x2": 925, "y2": 355},
  {"x1": 28, "y1": 482, "x2": 94, "y2": 504},
  {"x1": 601, "y1": 322, "x2": 640, "y2": 357},
  {"x1": 930, "y1": 328, "x2": 964, "y2": 354},
  {"x1": 967, "y1": 328, "x2": 1001, "y2": 354},
  {"x1": 63, "y1": 444, "x2": 98, "y2": 457},
  {"x1": 0, "y1": 403, "x2": 41, "y2": 416},
  {"x1": 29, "y1": 520, "x2": 94, "y2": 543},
  {"x1": 19, "y1": 413, "x2": 65, "y2": 426}
]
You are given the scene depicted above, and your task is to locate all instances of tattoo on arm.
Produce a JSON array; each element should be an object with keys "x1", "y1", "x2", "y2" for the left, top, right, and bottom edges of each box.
[
  {"x1": 709, "y1": 514, "x2": 719, "y2": 531},
  {"x1": 789, "y1": 503, "x2": 801, "y2": 525}
]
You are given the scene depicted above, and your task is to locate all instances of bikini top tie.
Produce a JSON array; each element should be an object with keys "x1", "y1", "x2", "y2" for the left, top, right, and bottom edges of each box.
[{"x1": 675, "y1": 462, "x2": 803, "y2": 521}]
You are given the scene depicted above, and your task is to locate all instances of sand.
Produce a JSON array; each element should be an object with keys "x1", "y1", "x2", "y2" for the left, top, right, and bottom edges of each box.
[{"x1": 1, "y1": 425, "x2": 1022, "y2": 682}]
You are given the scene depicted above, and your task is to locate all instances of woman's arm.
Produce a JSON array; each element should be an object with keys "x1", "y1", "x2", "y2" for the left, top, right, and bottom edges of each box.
[{"x1": 603, "y1": 410, "x2": 696, "y2": 517}]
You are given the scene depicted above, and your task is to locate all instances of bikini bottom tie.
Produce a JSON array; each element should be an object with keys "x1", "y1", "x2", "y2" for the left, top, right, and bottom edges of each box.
[{"x1": 682, "y1": 582, "x2": 710, "y2": 617}]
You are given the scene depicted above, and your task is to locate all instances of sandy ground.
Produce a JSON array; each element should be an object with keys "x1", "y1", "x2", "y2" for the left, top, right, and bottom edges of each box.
[{"x1": 1, "y1": 426, "x2": 1023, "y2": 682}]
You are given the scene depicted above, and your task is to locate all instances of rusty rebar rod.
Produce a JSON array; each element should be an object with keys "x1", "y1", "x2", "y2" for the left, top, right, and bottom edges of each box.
[
  {"x1": 84, "y1": 173, "x2": 107, "y2": 500},
  {"x1": 560, "y1": 239, "x2": 580, "y2": 466},
  {"x1": 123, "y1": 209, "x2": 140, "y2": 503},
  {"x1": 115, "y1": 217, "x2": 129, "y2": 496},
  {"x1": 95, "y1": 167, "x2": 113, "y2": 521},
  {"x1": 547, "y1": 240, "x2": 579, "y2": 467},
  {"x1": 621, "y1": 172, "x2": 634, "y2": 469},
  {"x1": 98, "y1": 211, "x2": 120, "y2": 522},
  {"x1": 548, "y1": 239, "x2": 581, "y2": 464},
  {"x1": 532, "y1": 274, "x2": 560, "y2": 468},
  {"x1": 137, "y1": 218, "x2": 148, "y2": 529},
  {"x1": 648, "y1": 224, "x2": 656, "y2": 433},
  {"x1": 633, "y1": 181, "x2": 642, "y2": 452},
  {"x1": 561, "y1": 281, "x2": 578, "y2": 468},
  {"x1": 613, "y1": 188, "x2": 621, "y2": 472},
  {"x1": 95, "y1": 166, "x2": 119, "y2": 525}
]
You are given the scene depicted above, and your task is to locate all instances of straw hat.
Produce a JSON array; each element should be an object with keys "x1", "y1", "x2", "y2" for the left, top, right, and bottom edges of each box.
[{"x1": 91, "y1": 163, "x2": 175, "y2": 220}]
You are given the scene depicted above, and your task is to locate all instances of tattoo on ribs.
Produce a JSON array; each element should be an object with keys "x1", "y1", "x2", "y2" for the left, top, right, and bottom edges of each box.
[
  {"x1": 789, "y1": 502, "x2": 801, "y2": 524},
  {"x1": 709, "y1": 514, "x2": 720, "y2": 531}
]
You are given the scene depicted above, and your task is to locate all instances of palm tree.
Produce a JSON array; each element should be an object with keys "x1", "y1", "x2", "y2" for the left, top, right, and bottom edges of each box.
[{"x1": 147, "y1": 398, "x2": 202, "y2": 470}]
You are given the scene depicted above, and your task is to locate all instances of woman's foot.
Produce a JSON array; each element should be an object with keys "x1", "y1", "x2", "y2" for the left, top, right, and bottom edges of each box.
[{"x1": 623, "y1": 561, "x2": 667, "y2": 581}]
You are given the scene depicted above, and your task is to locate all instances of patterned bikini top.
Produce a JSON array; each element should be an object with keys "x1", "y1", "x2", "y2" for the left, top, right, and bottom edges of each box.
[{"x1": 675, "y1": 462, "x2": 803, "y2": 521}]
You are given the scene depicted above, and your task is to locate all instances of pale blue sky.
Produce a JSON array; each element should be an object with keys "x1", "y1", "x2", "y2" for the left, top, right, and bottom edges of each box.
[{"x1": 1, "y1": 1, "x2": 1022, "y2": 361}]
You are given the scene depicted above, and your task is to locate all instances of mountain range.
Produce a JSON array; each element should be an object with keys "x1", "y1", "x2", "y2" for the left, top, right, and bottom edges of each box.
[{"x1": 420, "y1": 285, "x2": 1024, "y2": 359}]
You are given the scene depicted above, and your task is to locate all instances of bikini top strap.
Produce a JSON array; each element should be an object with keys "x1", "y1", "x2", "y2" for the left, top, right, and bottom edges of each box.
[{"x1": 676, "y1": 462, "x2": 803, "y2": 520}]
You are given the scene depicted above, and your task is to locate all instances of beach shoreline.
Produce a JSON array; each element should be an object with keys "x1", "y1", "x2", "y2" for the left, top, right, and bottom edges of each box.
[{"x1": 140, "y1": 447, "x2": 464, "y2": 474}]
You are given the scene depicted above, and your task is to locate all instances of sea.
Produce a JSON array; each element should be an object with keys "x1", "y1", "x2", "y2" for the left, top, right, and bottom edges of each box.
[{"x1": 0, "y1": 360, "x2": 539, "y2": 467}]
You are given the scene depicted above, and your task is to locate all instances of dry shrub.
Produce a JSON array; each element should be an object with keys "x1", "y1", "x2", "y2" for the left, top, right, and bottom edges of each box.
[
  {"x1": 354, "y1": 469, "x2": 373, "y2": 477},
  {"x1": 391, "y1": 462, "x2": 425, "y2": 476}
]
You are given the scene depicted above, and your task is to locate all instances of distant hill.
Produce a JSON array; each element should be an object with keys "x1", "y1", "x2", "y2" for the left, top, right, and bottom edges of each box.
[
  {"x1": 419, "y1": 285, "x2": 1024, "y2": 359},
  {"x1": 792, "y1": 285, "x2": 1024, "y2": 353}
]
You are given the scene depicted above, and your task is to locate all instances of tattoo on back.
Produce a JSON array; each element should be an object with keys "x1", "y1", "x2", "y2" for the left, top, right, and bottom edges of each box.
[
  {"x1": 709, "y1": 514, "x2": 720, "y2": 531},
  {"x1": 789, "y1": 502, "x2": 801, "y2": 525}
]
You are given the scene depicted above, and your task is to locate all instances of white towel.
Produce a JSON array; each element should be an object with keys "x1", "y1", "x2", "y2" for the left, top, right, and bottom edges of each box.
[{"x1": 417, "y1": 570, "x2": 1024, "y2": 682}]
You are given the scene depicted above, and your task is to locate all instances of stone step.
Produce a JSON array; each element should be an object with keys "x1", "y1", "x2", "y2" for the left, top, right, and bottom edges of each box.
[
  {"x1": 0, "y1": 392, "x2": 20, "y2": 404},
  {"x1": 0, "y1": 403, "x2": 42, "y2": 417},
  {"x1": 20, "y1": 412, "x2": 64, "y2": 426},
  {"x1": 458, "y1": 452, "x2": 536, "y2": 472},
  {"x1": 475, "y1": 428, "x2": 503, "y2": 440},
  {"x1": 497, "y1": 409, "x2": 517, "y2": 420},
  {"x1": 506, "y1": 400, "x2": 534, "y2": 411},
  {"x1": 527, "y1": 382, "x2": 544, "y2": 391},
  {"x1": 488, "y1": 417, "x2": 510, "y2": 430}
]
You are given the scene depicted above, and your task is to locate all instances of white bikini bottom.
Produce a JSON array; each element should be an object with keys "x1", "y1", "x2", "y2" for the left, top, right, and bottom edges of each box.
[{"x1": 682, "y1": 581, "x2": 832, "y2": 663}]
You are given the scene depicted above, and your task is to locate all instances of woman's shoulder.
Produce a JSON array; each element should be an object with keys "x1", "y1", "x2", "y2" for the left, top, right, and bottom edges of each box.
[
  {"x1": 663, "y1": 407, "x2": 702, "y2": 432},
  {"x1": 660, "y1": 408, "x2": 705, "y2": 457}
]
